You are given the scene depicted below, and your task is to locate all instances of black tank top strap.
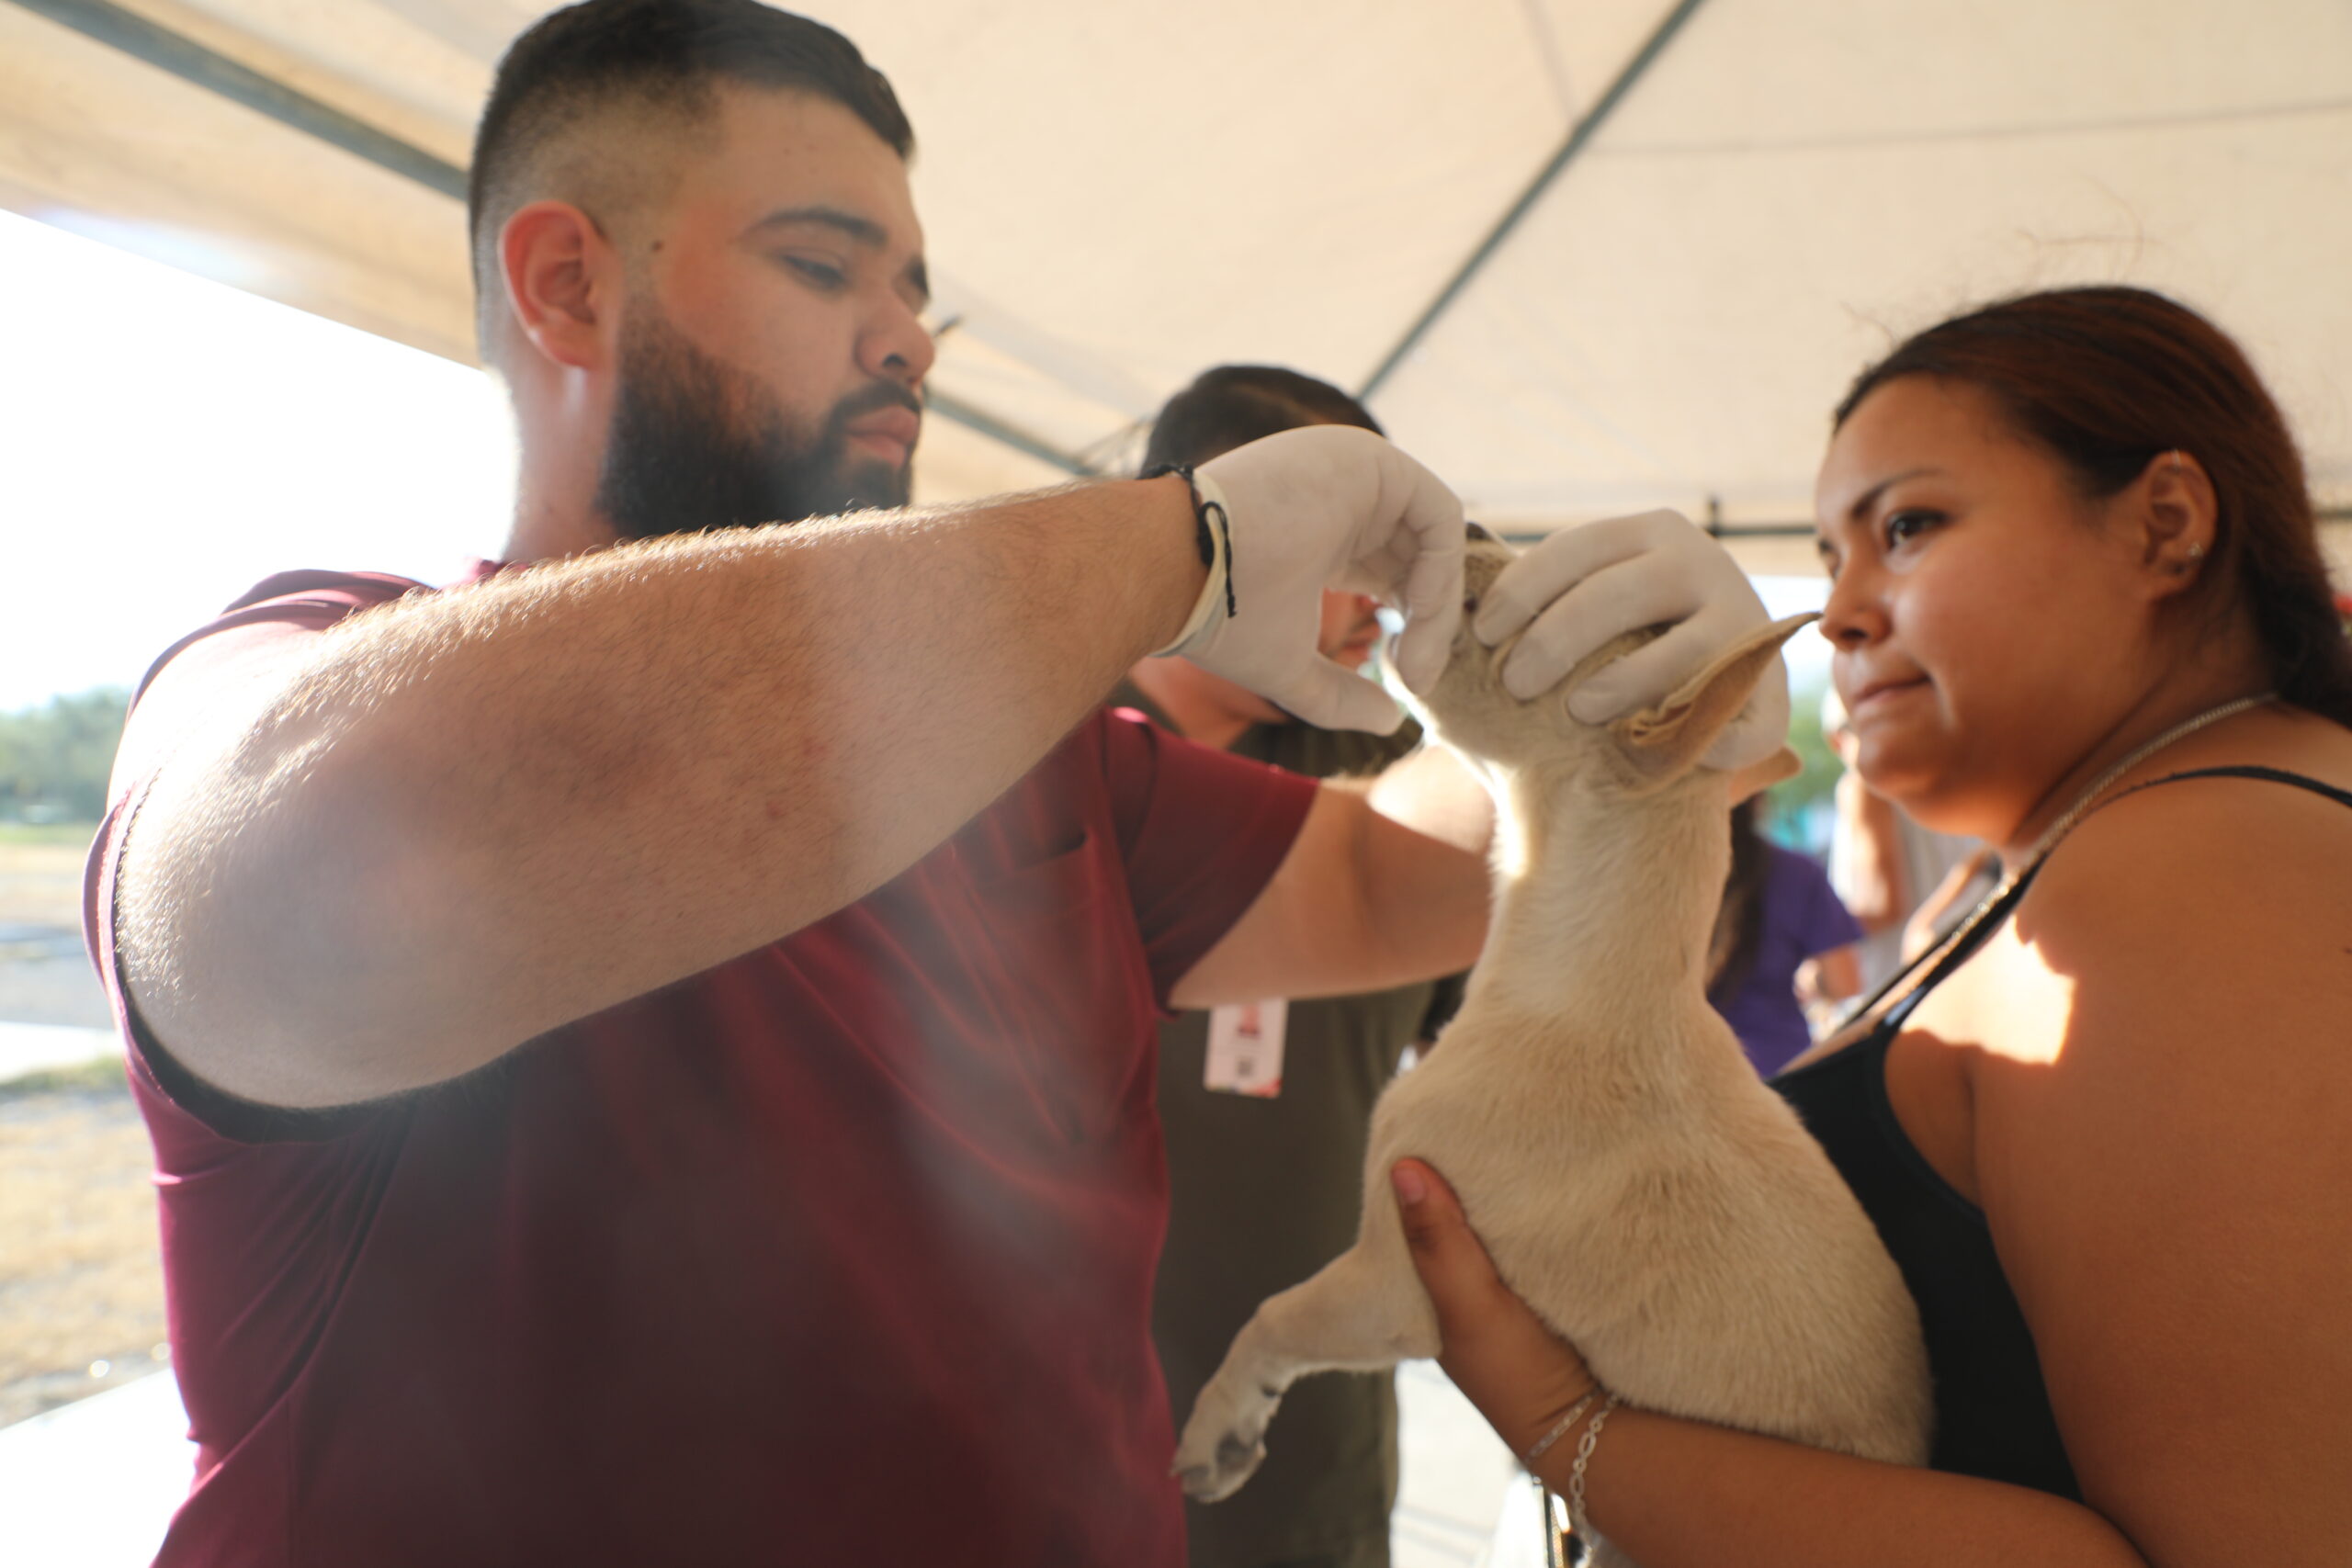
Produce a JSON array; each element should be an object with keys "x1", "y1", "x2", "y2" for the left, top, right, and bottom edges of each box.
[
  {"x1": 1864, "y1": 762, "x2": 2352, "y2": 1031},
  {"x1": 2109, "y1": 763, "x2": 2352, "y2": 812},
  {"x1": 1875, "y1": 868, "x2": 2037, "y2": 1030}
]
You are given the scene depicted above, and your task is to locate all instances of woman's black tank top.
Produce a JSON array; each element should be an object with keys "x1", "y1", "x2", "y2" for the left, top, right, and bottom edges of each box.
[{"x1": 1770, "y1": 765, "x2": 2352, "y2": 1497}]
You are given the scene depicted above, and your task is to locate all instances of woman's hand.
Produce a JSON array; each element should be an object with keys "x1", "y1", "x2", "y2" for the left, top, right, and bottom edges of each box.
[
  {"x1": 1391, "y1": 1157, "x2": 1602, "y2": 1461},
  {"x1": 1393, "y1": 1159, "x2": 2154, "y2": 1567}
]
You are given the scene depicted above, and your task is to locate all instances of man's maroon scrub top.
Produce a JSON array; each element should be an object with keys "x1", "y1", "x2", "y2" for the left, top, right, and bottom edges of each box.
[{"x1": 87, "y1": 567, "x2": 1317, "y2": 1568}]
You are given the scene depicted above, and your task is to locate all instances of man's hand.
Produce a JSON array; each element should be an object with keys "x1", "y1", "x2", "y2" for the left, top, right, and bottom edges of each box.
[
  {"x1": 1391, "y1": 1158, "x2": 1600, "y2": 1462},
  {"x1": 1178, "y1": 426, "x2": 1464, "y2": 734},
  {"x1": 1472, "y1": 509, "x2": 1788, "y2": 771}
]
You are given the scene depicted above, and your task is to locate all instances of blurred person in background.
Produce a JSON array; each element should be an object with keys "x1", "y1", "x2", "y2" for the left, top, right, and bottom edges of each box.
[
  {"x1": 1824, "y1": 686, "x2": 1985, "y2": 990},
  {"x1": 1120, "y1": 366, "x2": 1465, "y2": 1568},
  {"x1": 1705, "y1": 795, "x2": 1862, "y2": 1077}
]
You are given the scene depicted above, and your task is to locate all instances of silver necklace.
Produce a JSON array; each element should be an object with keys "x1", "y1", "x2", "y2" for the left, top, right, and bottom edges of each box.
[
  {"x1": 1841, "y1": 690, "x2": 2275, "y2": 1035},
  {"x1": 2015, "y1": 690, "x2": 2276, "y2": 874}
]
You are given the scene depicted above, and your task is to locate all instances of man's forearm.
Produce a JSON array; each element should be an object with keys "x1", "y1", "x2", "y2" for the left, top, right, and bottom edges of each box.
[
  {"x1": 119, "y1": 477, "x2": 1204, "y2": 1106},
  {"x1": 1169, "y1": 785, "x2": 1487, "y2": 1010}
]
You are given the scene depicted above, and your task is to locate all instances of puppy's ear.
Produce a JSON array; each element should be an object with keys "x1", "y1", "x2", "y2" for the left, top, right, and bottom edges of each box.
[{"x1": 1610, "y1": 614, "x2": 1817, "y2": 783}]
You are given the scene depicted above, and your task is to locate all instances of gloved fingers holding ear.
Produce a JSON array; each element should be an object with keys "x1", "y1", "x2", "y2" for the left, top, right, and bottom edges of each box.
[
  {"x1": 1476, "y1": 508, "x2": 1790, "y2": 772},
  {"x1": 1160, "y1": 425, "x2": 1465, "y2": 734},
  {"x1": 1155, "y1": 446, "x2": 1789, "y2": 771}
]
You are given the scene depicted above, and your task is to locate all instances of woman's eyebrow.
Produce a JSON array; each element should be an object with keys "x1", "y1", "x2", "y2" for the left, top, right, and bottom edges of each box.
[{"x1": 1844, "y1": 467, "x2": 1942, "y2": 522}]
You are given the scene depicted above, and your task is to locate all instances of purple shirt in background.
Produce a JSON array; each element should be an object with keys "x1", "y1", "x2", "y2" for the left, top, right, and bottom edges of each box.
[{"x1": 1709, "y1": 844, "x2": 1864, "y2": 1077}]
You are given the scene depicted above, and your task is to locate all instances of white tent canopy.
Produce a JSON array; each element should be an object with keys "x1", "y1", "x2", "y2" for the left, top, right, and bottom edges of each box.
[{"x1": 4, "y1": 0, "x2": 2347, "y2": 579}]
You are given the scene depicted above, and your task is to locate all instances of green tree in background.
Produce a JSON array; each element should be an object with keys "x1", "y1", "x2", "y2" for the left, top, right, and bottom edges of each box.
[
  {"x1": 0, "y1": 687, "x2": 130, "y2": 823},
  {"x1": 1763, "y1": 672, "x2": 1841, "y2": 858}
]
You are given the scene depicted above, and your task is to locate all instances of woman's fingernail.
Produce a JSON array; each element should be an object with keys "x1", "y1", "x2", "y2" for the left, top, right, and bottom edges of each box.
[{"x1": 1391, "y1": 1165, "x2": 1427, "y2": 1206}]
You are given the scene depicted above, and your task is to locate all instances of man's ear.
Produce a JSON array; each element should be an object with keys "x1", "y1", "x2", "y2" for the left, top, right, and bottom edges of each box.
[
  {"x1": 1609, "y1": 614, "x2": 1818, "y2": 782},
  {"x1": 500, "y1": 200, "x2": 619, "y2": 373}
]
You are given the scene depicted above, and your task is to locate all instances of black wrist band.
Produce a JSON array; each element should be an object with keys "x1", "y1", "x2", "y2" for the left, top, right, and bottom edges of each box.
[{"x1": 1142, "y1": 463, "x2": 1237, "y2": 619}]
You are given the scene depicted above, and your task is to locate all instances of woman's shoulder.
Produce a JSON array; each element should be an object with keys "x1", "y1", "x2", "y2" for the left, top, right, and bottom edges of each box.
[
  {"x1": 2036, "y1": 708, "x2": 2352, "y2": 888},
  {"x1": 2014, "y1": 713, "x2": 2352, "y2": 1022},
  {"x1": 1963, "y1": 727, "x2": 2352, "y2": 1561},
  {"x1": 1936, "y1": 716, "x2": 2352, "y2": 1213}
]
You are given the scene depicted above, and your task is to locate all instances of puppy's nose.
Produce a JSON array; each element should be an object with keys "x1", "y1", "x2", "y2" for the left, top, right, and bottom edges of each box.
[{"x1": 1465, "y1": 521, "x2": 1496, "y2": 544}]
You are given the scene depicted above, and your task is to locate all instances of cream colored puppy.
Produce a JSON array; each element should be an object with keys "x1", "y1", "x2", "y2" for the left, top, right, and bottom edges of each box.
[{"x1": 1173, "y1": 537, "x2": 1930, "y2": 1566}]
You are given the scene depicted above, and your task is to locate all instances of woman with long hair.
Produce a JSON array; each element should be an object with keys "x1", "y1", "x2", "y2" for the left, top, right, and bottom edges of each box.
[{"x1": 1393, "y1": 286, "x2": 2352, "y2": 1564}]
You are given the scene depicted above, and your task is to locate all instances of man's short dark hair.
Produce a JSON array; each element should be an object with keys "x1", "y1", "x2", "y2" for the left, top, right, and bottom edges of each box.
[
  {"x1": 469, "y1": 0, "x2": 912, "y2": 356},
  {"x1": 1141, "y1": 366, "x2": 1385, "y2": 471}
]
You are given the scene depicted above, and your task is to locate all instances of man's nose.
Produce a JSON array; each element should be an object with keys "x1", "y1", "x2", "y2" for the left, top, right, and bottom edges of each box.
[{"x1": 863, "y1": 297, "x2": 935, "y2": 387}]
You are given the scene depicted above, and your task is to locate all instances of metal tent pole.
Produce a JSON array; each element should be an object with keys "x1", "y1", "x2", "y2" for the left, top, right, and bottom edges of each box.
[
  {"x1": 1356, "y1": 0, "x2": 1713, "y2": 400},
  {"x1": 9, "y1": 0, "x2": 468, "y2": 197},
  {"x1": 5, "y1": 0, "x2": 1098, "y2": 476}
]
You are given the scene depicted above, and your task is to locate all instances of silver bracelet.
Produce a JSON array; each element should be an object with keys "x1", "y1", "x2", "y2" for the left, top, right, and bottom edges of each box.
[
  {"x1": 1566, "y1": 1393, "x2": 1621, "y2": 1542},
  {"x1": 1521, "y1": 1387, "x2": 1602, "y2": 1467}
]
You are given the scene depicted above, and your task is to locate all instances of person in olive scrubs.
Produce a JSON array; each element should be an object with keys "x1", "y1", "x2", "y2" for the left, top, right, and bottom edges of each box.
[{"x1": 1120, "y1": 366, "x2": 1465, "y2": 1568}]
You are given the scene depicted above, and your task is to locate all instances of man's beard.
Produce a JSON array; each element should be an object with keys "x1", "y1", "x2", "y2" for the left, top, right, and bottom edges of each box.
[{"x1": 594, "y1": 304, "x2": 916, "y2": 540}]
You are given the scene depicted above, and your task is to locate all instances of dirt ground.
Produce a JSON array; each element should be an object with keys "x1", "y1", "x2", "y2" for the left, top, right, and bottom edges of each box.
[
  {"x1": 0, "y1": 829, "x2": 89, "y2": 922},
  {"x1": 0, "y1": 830, "x2": 168, "y2": 1428},
  {"x1": 0, "y1": 1058, "x2": 170, "y2": 1428}
]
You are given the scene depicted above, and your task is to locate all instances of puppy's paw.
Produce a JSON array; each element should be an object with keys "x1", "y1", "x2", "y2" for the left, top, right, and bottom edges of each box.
[
  {"x1": 1172, "y1": 1429, "x2": 1267, "y2": 1505},
  {"x1": 1170, "y1": 1376, "x2": 1276, "y2": 1503}
]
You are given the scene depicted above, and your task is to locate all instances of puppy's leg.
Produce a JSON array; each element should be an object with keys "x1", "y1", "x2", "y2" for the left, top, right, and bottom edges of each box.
[{"x1": 1173, "y1": 1231, "x2": 1437, "y2": 1502}]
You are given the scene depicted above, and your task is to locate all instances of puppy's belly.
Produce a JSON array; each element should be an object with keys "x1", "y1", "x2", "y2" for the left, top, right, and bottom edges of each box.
[
  {"x1": 1560, "y1": 1194, "x2": 1932, "y2": 1465},
  {"x1": 1372, "y1": 1068, "x2": 1930, "y2": 1464}
]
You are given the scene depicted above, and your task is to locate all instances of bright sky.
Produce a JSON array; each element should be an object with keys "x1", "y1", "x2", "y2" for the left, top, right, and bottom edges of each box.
[
  {"x1": 0, "y1": 205, "x2": 1830, "y2": 715},
  {"x1": 0, "y1": 208, "x2": 513, "y2": 714}
]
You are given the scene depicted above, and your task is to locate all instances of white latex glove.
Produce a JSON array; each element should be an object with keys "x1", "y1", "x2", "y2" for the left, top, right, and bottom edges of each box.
[
  {"x1": 1173, "y1": 426, "x2": 1465, "y2": 734},
  {"x1": 1472, "y1": 509, "x2": 1789, "y2": 771}
]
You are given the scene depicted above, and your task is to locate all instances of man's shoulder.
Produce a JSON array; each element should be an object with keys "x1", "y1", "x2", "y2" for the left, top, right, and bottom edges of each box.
[
  {"x1": 220, "y1": 568, "x2": 435, "y2": 615},
  {"x1": 135, "y1": 568, "x2": 439, "y2": 694},
  {"x1": 131, "y1": 566, "x2": 494, "y2": 716}
]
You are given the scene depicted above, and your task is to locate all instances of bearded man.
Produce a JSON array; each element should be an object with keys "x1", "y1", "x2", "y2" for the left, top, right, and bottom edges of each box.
[{"x1": 86, "y1": 4, "x2": 1785, "y2": 1563}]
